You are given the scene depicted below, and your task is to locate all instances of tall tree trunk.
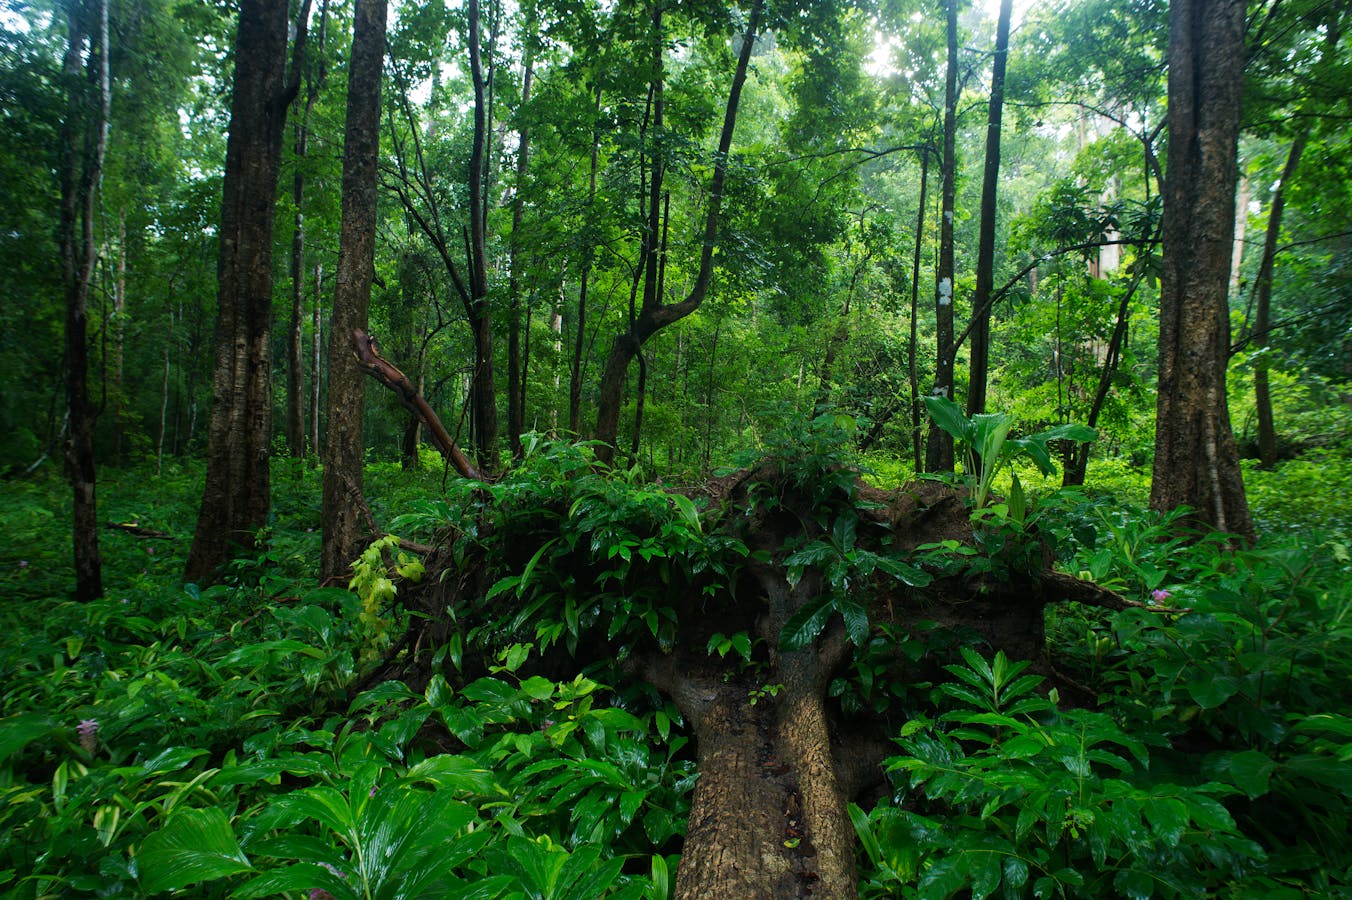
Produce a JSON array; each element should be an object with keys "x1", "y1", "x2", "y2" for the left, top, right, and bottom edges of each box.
[
  {"x1": 187, "y1": 0, "x2": 308, "y2": 582},
  {"x1": 909, "y1": 147, "x2": 930, "y2": 473},
  {"x1": 925, "y1": 0, "x2": 959, "y2": 474},
  {"x1": 1150, "y1": 0, "x2": 1253, "y2": 540},
  {"x1": 311, "y1": 260, "x2": 324, "y2": 459},
  {"x1": 288, "y1": 0, "x2": 329, "y2": 458},
  {"x1": 507, "y1": 0, "x2": 537, "y2": 459},
  {"x1": 593, "y1": 0, "x2": 763, "y2": 464},
  {"x1": 321, "y1": 0, "x2": 387, "y2": 580},
  {"x1": 466, "y1": 0, "x2": 499, "y2": 470},
  {"x1": 60, "y1": 0, "x2": 109, "y2": 602},
  {"x1": 966, "y1": 0, "x2": 1012, "y2": 417},
  {"x1": 1252, "y1": 130, "x2": 1306, "y2": 469},
  {"x1": 569, "y1": 83, "x2": 603, "y2": 435},
  {"x1": 110, "y1": 211, "x2": 126, "y2": 464}
]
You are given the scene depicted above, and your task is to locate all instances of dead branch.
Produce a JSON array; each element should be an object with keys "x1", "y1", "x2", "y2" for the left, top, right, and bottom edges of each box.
[
  {"x1": 351, "y1": 329, "x2": 482, "y2": 481},
  {"x1": 104, "y1": 521, "x2": 172, "y2": 540}
]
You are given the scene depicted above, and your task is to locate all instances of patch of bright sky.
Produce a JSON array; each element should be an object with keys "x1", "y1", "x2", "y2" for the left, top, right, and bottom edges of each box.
[
  {"x1": 0, "y1": 1, "x2": 39, "y2": 34},
  {"x1": 865, "y1": 0, "x2": 1040, "y2": 79}
]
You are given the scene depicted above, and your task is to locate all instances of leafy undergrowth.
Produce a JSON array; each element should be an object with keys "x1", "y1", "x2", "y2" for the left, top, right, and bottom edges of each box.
[{"x1": 2, "y1": 448, "x2": 1350, "y2": 898}]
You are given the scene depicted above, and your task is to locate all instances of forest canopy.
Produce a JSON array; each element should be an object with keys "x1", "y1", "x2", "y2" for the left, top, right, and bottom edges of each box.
[{"x1": 1, "y1": 0, "x2": 1351, "y2": 896}]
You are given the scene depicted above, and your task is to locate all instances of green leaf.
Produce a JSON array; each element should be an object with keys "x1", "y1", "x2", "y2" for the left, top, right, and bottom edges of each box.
[
  {"x1": 138, "y1": 807, "x2": 252, "y2": 894},
  {"x1": 779, "y1": 594, "x2": 835, "y2": 652},
  {"x1": 1225, "y1": 749, "x2": 1275, "y2": 799},
  {"x1": 0, "y1": 714, "x2": 53, "y2": 766},
  {"x1": 1185, "y1": 673, "x2": 1240, "y2": 709},
  {"x1": 648, "y1": 854, "x2": 671, "y2": 900},
  {"x1": 924, "y1": 394, "x2": 974, "y2": 444}
]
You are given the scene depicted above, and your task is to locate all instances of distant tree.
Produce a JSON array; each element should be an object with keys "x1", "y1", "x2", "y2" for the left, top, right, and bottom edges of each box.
[
  {"x1": 966, "y1": 0, "x2": 1013, "y2": 417},
  {"x1": 1150, "y1": 0, "x2": 1253, "y2": 540},
  {"x1": 59, "y1": 0, "x2": 110, "y2": 601},
  {"x1": 186, "y1": 0, "x2": 308, "y2": 581},
  {"x1": 591, "y1": 0, "x2": 764, "y2": 465},
  {"x1": 322, "y1": 0, "x2": 387, "y2": 580},
  {"x1": 924, "y1": 0, "x2": 958, "y2": 474}
]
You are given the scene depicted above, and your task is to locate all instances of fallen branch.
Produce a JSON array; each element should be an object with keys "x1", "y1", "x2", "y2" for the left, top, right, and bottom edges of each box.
[
  {"x1": 104, "y1": 521, "x2": 173, "y2": 540},
  {"x1": 351, "y1": 329, "x2": 482, "y2": 481}
]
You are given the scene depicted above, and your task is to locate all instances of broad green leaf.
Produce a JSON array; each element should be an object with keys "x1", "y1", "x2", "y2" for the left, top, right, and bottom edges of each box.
[
  {"x1": 924, "y1": 394, "x2": 975, "y2": 444},
  {"x1": 1185, "y1": 673, "x2": 1240, "y2": 709},
  {"x1": 0, "y1": 714, "x2": 53, "y2": 766},
  {"x1": 1225, "y1": 749, "x2": 1275, "y2": 799},
  {"x1": 138, "y1": 807, "x2": 252, "y2": 894},
  {"x1": 779, "y1": 595, "x2": 835, "y2": 652}
]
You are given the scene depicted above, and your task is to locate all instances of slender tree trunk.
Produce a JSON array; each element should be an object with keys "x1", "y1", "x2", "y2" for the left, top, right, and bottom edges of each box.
[
  {"x1": 594, "y1": 0, "x2": 763, "y2": 464},
  {"x1": 321, "y1": 0, "x2": 387, "y2": 580},
  {"x1": 110, "y1": 211, "x2": 126, "y2": 464},
  {"x1": 187, "y1": 0, "x2": 308, "y2": 582},
  {"x1": 967, "y1": 0, "x2": 1012, "y2": 417},
  {"x1": 507, "y1": 1, "x2": 536, "y2": 460},
  {"x1": 59, "y1": 0, "x2": 109, "y2": 602},
  {"x1": 311, "y1": 261, "x2": 323, "y2": 459},
  {"x1": 287, "y1": 0, "x2": 328, "y2": 457},
  {"x1": 1150, "y1": 0, "x2": 1253, "y2": 540},
  {"x1": 925, "y1": 0, "x2": 959, "y2": 474},
  {"x1": 466, "y1": 0, "x2": 499, "y2": 470},
  {"x1": 1252, "y1": 131, "x2": 1306, "y2": 469},
  {"x1": 909, "y1": 147, "x2": 930, "y2": 473},
  {"x1": 569, "y1": 83, "x2": 603, "y2": 435}
]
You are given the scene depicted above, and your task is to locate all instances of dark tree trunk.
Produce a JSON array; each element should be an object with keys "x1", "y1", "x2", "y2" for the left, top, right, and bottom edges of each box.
[
  {"x1": 186, "y1": 0, "x2": 302, "y2": 582},
  {"x1": 466, "y1": 0, "x2": 500, "y2": 471},
  {"x1": 569, "y1": 83, "x2": 603, "y2": 436},
  {"x1": 1252, "y1": 131, "x2": 1307, "y2": 469},
  {"x1": 59, "y1": 0, "x2": 109, "y2": 602},
  {"x1": 507, "y1": 2, "x2": 536, "y2": 460},
  {"x1": 288, "y1": 0, "x2": 329, "y2": 458},
  {"x1": 311, "y1": 261, "x2": 324, "y2": 459},
  {"x1": 925, "y1": 0, "x2": 958, "y2": 474},
  {"x1": 966, "y1": 0, "x2": 1012, "y2": 417},
  {"x1": 593, "y1": 0, "x2": 763, "y2": 465},
  {"x1": 909, "y1": 147, "x2": 930, "y2": 473},
  {"x1": 1150, "y1": 0, "x2": 1253, "y2": 540},
  {"x1": 321, "y1": 0, "x2": 387, "y2": 580}
]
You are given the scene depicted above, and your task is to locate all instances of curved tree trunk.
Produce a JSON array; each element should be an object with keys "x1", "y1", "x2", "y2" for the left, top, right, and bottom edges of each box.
[{"x1": 593, "y1": 0, "x2": 763, "y2": 464}]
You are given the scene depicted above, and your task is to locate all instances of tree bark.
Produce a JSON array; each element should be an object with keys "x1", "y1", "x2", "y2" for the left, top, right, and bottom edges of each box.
[
  {"x1": 322, "y1": 0, "x2": 387, "y2": 580},
  {"x1": 59, "y1": 0, "x2": 109, "y2": 602},
  {"x1": 1150, "y1": 0, "x2": 1253, "y2": 540},
  {"x1": 966, "y1": 0, "x2": 1012, "y2": 417},
  {"x1": 466, "y1": 0, "x2": 500, "y2": 470},
  {"x1": 909, "y1": 146, "x2": 930, "y2": 473},
  {"x1": 1251, "y1": 131, "x2": 1306, "y2": 469},
  {"x1": 186, "y1": 0, "x2": 298, "y2": 582},
  {"x1": 507, "y1": 0, "x2": 537, "y2": 460},
  {"x1": 569, "y1": 82, "x2": 603, "y2": 436},
  {"x1": 288, "y1": 0, "x2": 329, "y2": 458},
  {"x1": 925, "y1": 0, "x2": 959, "y2": 474},
  {"x1": 593, "y1": 0, "x2": 763, "y2": 465}
]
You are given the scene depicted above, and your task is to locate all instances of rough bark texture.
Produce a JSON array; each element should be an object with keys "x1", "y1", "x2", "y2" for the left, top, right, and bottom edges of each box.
[
  {"x1": 1150, "y1": 0, "x2": 1253, "y2": 540},
  {"x1": 59, "y1": 0, "x2": 108, "y2": 602},
  {"x1": 924, "y1": 0, "x2": 958, "y2": 474},
  {"x1": 465, "y1": 0, "x2": 500, "y2": 470},
  {"x1": 364, "y1": 456, "x2": 1140, "y2": 898},
  {"x1": 186, "y1": 0, "x2": 293, "y2": 582},
  {"x1": 322, "y1": 0, "x2": 387, "y2": 580},
  {"x1": 593, "y1": 0, "x2": 763, "y2": 464}
]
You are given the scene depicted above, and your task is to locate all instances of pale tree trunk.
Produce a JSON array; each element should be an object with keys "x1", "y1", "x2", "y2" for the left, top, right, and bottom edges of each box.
[
  {"x1": 593, "y1": 0, "x2": 763, "y2": 464},
  {"x1": 322, "y1": 0, "x2": 387, "y2": 581},
  {"x1": 925, "y1": 0, "x2": 958, "y2": 474},
  {"x1": 1150, "y1": 0, "x2": 1253, "y2": 540},
  {"x1": 110, "y1": 211, "x2": 126, "y2": 464},
  {"x1": 187, "y1": 0, "x2": 309, "y2": 582},
  {"x1": 60, "y1": 0, "x2": 109, "y2": 602},
  {"x1": 1252, "y1": 130, "x2": 1306, "y2": 469},
  {"x1": 966, "y1": 0, "x2": 1012, "y2": 417}
]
